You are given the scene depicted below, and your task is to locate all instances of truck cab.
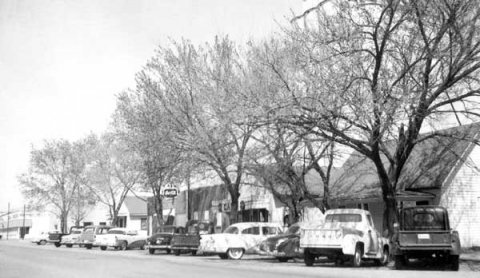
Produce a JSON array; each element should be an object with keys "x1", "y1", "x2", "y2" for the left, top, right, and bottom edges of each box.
[{"x1": 300, "y1": 208, "x2": 390, "y2": 267}]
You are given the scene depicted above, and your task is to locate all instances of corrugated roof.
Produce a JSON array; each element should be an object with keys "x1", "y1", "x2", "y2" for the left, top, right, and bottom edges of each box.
[
  {"x1": 330, "y1": 123, "x2": 480, "y2": 200},
  {"x1": 124, "y1": 196, "x2": 147, "y2": 216}
]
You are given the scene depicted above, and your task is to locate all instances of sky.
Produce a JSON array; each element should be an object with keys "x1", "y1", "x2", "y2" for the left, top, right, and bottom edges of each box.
[{"x1": 0, "y1": 0, "x2": 312, "y2": 212}]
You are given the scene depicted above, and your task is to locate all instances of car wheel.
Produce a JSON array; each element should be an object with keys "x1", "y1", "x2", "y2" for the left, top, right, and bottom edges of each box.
[
  {"x1": 376, "y1": 247, "x2": 389, "y2": 266},
  {"x1": 304, "y1": 249, "x2": 315, "y2": 266},
  {"x1": 191, "y1": 251, "x2": 197, "y2": 256},
  {"x1": 450, "y1": 255, "x2": 459, "y2": 271},
  {"x1": 39, "y1": 240, "x2": 47, "y2": 245},
  {"x1": 100, "y1": 246, "x2": 107, "y2": 251},
  {"x1": 278, "y1": 257, "x2": 289, "y2": 262},
  {"x1": 140, "y1": 244, "x2": 145, "y2": 250},
  {"x1": 120, "y1": 241, "x2": 127, "y2": 251},
  {"x1": 166, "y1": 249, "x2": 171, "y2": 254},
  {"x1": 394, "y1": 255, "x2": 405, "y2": 270},
  {"x1": 66, "y1": 244, "x2": 73, "y2": 248},
  {"x1": 334, "y1": 258, "x2": 344, "y2": 266},
  {"x1": 175, "y1": 250, "x2": 181, "y2": 256},
  {"x1": 219, "y1": 253, "x2": 228, "y2": 260},
  {"x1": 54, "y1": 242, "x2": 61, "y2": 248},
  {"x1": 227, "y1": 248, "x2": 244, "y2": 260},
  {"x1": 86, "y1": 244, "x2": 92, "y2": 250},
  {"x1": 148, "y1": 248, "x2": 155, "y2": 255},
  {"x1": 352, "y1": 245, "x2": 363, "y2": 267}
]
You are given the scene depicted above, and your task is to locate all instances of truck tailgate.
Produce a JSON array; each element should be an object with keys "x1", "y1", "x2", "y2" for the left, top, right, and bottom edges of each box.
[
  {"x1": 300, "y1": 228, "x2": 342, "y2": 248},
  {"x1": 398, "y1": 231, "x2": 452, "y2": 248}
]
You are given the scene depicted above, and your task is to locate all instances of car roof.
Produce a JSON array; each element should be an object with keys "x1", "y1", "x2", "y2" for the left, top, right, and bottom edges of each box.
[{"x1": 228, "y1": 222, "x2": 282, "y2": 229}]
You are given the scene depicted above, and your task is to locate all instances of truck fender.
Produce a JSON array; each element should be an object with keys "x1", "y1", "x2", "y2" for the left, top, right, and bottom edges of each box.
[
  {"x1": 342, "y1": 234, "x2": 361, "y2": 255},
  {"x1": 451, "y1": 230, "x2": 461, "y2": 255}
]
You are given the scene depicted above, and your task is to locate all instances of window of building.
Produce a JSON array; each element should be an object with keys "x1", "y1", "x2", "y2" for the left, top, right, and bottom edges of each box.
[
  {"x1": 140, "y1": 218, "x2": 147, "y2": 230},
  {"x1": 99, "y1": 222, "x2": 106, "y2": 226},
  {"x1": 117, "y1": 216, "x2": 127, "y2": 228},
  {"x1": 83, "y1": 222, "x2": 93, "y2": 227}
]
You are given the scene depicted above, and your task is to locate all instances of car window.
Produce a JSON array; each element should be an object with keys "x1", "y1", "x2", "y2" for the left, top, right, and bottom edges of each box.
[
  {"x1": 285, "y1": 225, "x2": 300, "y2": 235},
  {"x1": 99, "y1": 228, "x2": 109, "y2": 234},
  {"x1": 224, "y1": 226, "x2": 239, "y2": 234},
  {"x1": 262, "y1": 226, "x2": 278, "y2": 236},
  {"x1": 84, "y1": 228, "x2": 94, "y2": 234},
  {"x1": 242, "y1": 227, "x2": 260, "y2": 235},
  {"x1": 325, "y1": 214, "x2": 362, "y2": 223},
  {"x1": 367, "y1": 215, "x2": 374, "y2": 228},
  {"x1": 108, "y1": 230, "x2": 125, "y2": 235}
]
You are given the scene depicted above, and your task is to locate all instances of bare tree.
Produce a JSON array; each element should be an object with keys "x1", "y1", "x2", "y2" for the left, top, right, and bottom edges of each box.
[{"x1": 268, "y1": 0, "x2": 480, "y2": 233}]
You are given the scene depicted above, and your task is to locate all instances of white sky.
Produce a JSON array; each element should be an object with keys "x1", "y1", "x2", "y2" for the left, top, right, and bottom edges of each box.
[{"x1": 0, "y1": 0, "x2": 307, "y2": 211}]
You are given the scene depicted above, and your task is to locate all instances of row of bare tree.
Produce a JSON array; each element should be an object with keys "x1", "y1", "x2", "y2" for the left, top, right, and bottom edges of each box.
[{"x1": 20, "y1": 0, "x2": 480, "y2": 234}]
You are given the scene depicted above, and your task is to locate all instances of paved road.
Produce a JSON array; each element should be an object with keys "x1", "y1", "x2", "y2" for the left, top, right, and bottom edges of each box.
[{"x1": 0, "y1": 240, "x2": 478, "y2": 278}]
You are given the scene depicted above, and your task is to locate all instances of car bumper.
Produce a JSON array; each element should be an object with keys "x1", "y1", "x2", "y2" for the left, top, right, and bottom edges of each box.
[{"x1": 145, "y1": 244, "x2": 171, "y2": 250}]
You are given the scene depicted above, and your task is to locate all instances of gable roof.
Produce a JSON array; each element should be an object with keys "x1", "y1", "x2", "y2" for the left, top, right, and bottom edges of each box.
[
  {"x1": 124, "y1": 196, "x2": 147, "y2": 216},
  {"x1": 330, "y1": 123, "x2": 480, "y2": 201}
]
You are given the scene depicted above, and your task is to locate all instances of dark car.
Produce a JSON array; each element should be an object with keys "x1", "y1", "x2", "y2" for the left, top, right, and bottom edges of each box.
[
  {"x1": 393, "y1": 206, "x2": 461, "y2": 270},
  {"x1": 47, "y1": 226, "x2": 83, "y2": 248},
  {"x1": 146, "y1": 226, "x2": 185, "y2": 255},
  {"x1": 258, "y1": 223, "x2": 303, "y2": 262},
  {"x1": 171, "y1": 220, "x2": 214, "y2": 256}
]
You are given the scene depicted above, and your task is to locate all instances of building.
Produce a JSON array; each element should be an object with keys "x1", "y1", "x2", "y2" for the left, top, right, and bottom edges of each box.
[{"x1": 327, "y1": 124, "x2": 480, "y2": 247}]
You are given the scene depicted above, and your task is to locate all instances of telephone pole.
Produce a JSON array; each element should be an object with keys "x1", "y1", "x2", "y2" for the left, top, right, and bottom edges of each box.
[{"x1": 6, "y1": 202, "x2": 10, "y2": 240}]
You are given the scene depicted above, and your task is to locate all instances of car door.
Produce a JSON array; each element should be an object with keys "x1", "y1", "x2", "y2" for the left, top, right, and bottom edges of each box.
[{"x1": 240, "y1": 226, "x2": 261, "y2": 253}]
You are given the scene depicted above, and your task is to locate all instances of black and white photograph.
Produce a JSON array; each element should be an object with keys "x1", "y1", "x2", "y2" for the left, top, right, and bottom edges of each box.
[{"x1": 1, "y1": 0, "x2": 480, "y2": 277}]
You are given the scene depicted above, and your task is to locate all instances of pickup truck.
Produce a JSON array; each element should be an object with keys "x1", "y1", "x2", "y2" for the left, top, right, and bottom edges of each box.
[
  {"x1": 47, "y1": 226, "x2": 83, "y2": 247},
  {"x1": 300, "y1": 208, "x2": 390, "y2": 267},
  {"x1": 60, "y1": 227, "x2": 84, "y2": 247},
  {"x1": 393, "y1": 206, "x2": 460, "y2": 270},
  {"x1": 171, "y1": 220, "x2": 214, "y2": 256}
]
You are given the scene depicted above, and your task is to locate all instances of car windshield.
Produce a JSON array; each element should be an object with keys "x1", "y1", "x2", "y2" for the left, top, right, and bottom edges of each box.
[
  {"x1": 157, "y1": 227, "x2": 175, "y2": 233},
  {"x1": 108, "y1": 230, "x2": 126, "y2": 235},
  {"x1": 285, "y1": 225, "x2": 300, "y2": 235},
  {"x1": 72, "y1": 230, "x2": 82, "y2": 234},
  {"x1": 325, "y1": 214, "x2": 362, "y2": 223},
  {"x1": 224, "y1": 226, "x2": 239, "y2": 234},
  {"x1": 84, "y1": 228, "x2": 94, "y2": 234}
]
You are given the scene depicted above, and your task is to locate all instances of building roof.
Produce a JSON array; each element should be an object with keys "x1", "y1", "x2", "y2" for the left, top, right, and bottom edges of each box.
[
  {"x1": 330, "y1": 123, "x2": 480, "y2": 201},
  {"x1": 124, "y1": 196, "x2": 147, "y2": 217}
]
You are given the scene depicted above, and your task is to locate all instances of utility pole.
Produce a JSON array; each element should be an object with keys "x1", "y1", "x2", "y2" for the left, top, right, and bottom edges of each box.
[
  {"x1": 22, "y1": 204, "x2": 26, "y2": 239},
  {"x1": 6, "y1": 202, "x2": 10, "y2": 240}
]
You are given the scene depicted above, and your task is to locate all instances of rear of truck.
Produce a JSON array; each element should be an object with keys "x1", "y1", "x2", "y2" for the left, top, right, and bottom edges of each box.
[{"x1": 394, "y1": 206, "x2": 460, "y2": 270}]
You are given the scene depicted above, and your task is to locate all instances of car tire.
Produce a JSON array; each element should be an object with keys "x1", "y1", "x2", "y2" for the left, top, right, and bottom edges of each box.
[
  {"x1": 166, "y1": 249, "x2": 171, "y2": 254},
  {"x1": 39, "y1": 240, "x2": 47, "y2": 245},
  {"x1": 175, "y1": 250, "x2": 180, "y2": 256},
  {"x1": 100, "y1": 246, "x2": 107, "y2": 251},
  {"x1": 227, "y1": 248, "x2": 244, "y2": 260},
  {"x1": 304, "y1": 249, "x2": 315, "y2": 266},
  {"x1": 140, "y1": 244, "x2": 145, "y2": 250},
  {"x1": 375, "y1": 247, "x2": 389, "y2": 266},
  {"x1": 148, "y1": 248, "x2": 155, "y2": 255},
  {"x1": 54, "y1": 242, "x2": 61, "y2": 248},
  {"x1": 394, "y1": 255, "x2": 405, "y2": 270},
  {"x1": 450, "y1": 255, "x2": 459, "y2": 271},
  {"x1": 219, "y1": 253, "x2": 228, "y2": 260},
  {"x1": 66, "y1": 244, "x2": 73, "y2": 248},
  {"x1": 278, "y1": 257, "x2": 289, "y2": 262},
  {"x1": 120, "y1": 241, "x2": 127, "y2": 251},
  {"x1": 352, "y1": 245, "x2": 363, "y2": 267},
  {"x1": 191, "y1": 251, "x2": 197, "y2": 256},
  {"x1": 86, "y1": 244, "x2": 92, "y2": 250}
]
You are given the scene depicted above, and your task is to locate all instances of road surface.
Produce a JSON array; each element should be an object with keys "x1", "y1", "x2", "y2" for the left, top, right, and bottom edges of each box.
[{"x1": 0, "y1": 240, "x2": 478, "y2": 278}]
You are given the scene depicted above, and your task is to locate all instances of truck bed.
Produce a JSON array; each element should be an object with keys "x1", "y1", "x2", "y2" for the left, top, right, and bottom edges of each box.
[{"x1": 300, "y1": 228, "x2": 343, "y2": 248}]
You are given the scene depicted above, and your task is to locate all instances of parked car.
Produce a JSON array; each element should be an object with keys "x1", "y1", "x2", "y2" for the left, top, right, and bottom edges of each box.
[
  {"x1": 300, "y1": 209, "x2": 390, "y2": 267},
  {"x1": 393, "y1": 206, "x2": 460, "y2": 271},
  {"x1": 60, "y1": 227, "x2": 84, "y2": 248},
  {"x1": 146, "y1": 226, "x2": 185, "y2": 255},
  {"x1": 94, "y1": 228, "x2": 147, "y2": 251},
  {"x1": 47, "y1": 230, "x2": 70, "y2": 247},
  {"x1": 77, "y1": 225, "x2": 112, "y2": 249},
  {"x1": 258, "y1": 223, "x2": 305, "y2": 262},
  {"x1": 198, "y1": 222, "x2": 284, "y2": 260},
  {"x1": 28, "y1": 231, "x2": 50, "y2": 245},
  {"x1": 171, "y1": 220, "x2": 214, "y2": 256}
]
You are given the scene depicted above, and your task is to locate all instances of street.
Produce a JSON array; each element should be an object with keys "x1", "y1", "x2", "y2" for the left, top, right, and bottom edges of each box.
[{"x1": 0, "y1": 240, "x2": 478, "y2": 278}]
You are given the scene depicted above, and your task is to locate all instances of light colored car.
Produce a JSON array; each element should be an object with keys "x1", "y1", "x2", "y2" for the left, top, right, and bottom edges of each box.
[
  {"x1": 27, "y1": 231, "x2": 50, "y2": 245},
  {"x1": 60, "y1": 227, "x2": 84, "y2": 248},
  {"x1": 198, "y1": 222, "x2": 284, "y2": 260},
  {"x1": 95, "y1": 228, "x2": 147, "y2": 251}
]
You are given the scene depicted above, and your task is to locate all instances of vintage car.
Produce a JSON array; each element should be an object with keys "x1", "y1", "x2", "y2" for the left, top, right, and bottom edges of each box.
[
  {"x1": 28, "y1": 231, "x2": 50, "y2": 245},
  {"x1": 78, "y1": 225, "x2": 112, "y2": 249},
  {"x1": 198, "y1": 222, "x2": 284, "y2": 260},
  {"x1": 146, "y1": 226, "x2": 185, "y2": 254},
  {"x1": 393, "y1": 206, "x2": 461, "y2": 271},
  {"x1": 300, "y1": 209, "x2": 390, "y2": 267},
  {"x1": 60, "y1": 227, "x2": 84, "y2": 247},
  {"x1": 258, "y1": 223, "x2": 305, "y2": 262},
  {"x1": 171, "y1": 220, "x2": 214, "y2": 256},
  {"x1": 95, "y1": 228, "x2": 147, "y2": 250}
]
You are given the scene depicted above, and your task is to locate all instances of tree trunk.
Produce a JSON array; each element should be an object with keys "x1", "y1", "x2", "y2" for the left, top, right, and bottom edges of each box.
[
  {"x1": 229, "y1": 194, "x2": 239, "y2": 224},
  {"x1": 155, "y1": 196, "x2": 164, "y2": 227},
  {"x1": 60, "y1": 212, "x2": 68, "y2": 233},
  {"x1": 383, "y1": 196, "x2": 398, "y2": 237}
]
